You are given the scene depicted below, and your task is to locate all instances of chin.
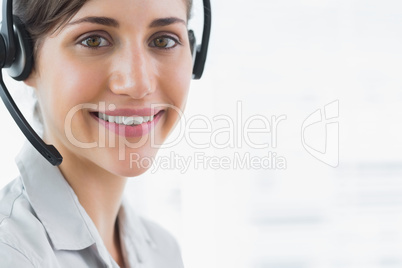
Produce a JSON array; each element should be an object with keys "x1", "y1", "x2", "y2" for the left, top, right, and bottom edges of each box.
[
  {"x1": 102, "y1": 146, "x2": 160, "y2": 178},
  {"x1": 115, "y1": 165, "x2": 151, "y2": 178},
  {"x1": 102, "y1": 158, "x2": 154, "y2": 178}
]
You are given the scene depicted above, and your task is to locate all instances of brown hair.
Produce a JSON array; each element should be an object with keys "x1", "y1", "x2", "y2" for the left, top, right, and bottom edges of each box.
[{"x1": 13, "y1": 0, "x2": 193, "y2": 58}]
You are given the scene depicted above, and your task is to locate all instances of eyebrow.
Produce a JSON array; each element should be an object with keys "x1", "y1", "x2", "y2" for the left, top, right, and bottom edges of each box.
[
  {"x1": 67, "y1": 16, "x2": 120, "y2": 28},
  {"x1": 66, "y1": 16, "x2": 186, "y2": 28},
  {"x1": 149, "y1": 17, "x2": 186, "y2": 28}
]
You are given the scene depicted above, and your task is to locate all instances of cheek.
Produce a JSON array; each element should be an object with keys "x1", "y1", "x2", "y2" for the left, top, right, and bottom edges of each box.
[
  {"x1": 37, "y1": 54, "x2": 107, "y2": 138},
  {"x1": 157, "y1": 55, "x2": 192, "y2": 136},
  {"x1": 51, "y1": 60, "x2": 106, "y2": 104}
]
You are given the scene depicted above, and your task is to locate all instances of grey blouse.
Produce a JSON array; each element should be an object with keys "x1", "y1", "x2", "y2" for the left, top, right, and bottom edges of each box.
[{"x1": 0, "y1": 142, "x2": 184, "y2": 268}]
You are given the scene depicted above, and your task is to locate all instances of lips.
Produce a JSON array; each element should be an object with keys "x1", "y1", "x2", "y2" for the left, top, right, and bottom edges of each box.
[{"x1": 91, "y1": 109, "x2": 165, "y2": 138}]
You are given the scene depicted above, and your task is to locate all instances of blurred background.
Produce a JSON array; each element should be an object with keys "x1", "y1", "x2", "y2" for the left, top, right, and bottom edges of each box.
[{"x1": 1, "y1": 0, "x2": 402, "y2": 267}]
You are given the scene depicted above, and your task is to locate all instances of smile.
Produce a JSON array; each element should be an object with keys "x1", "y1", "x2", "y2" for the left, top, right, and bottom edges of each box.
[
  {"x1": 97, "y1": 112, "x2": 155, "y2": 126},
  {"x1": 91, "y1": 110, "x2": 165, "y2": 138}
]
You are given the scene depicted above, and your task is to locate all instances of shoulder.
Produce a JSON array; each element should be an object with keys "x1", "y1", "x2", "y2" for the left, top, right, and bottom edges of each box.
[{"x1": 0, "y1": 178, "x2": 52, "y2": 267}]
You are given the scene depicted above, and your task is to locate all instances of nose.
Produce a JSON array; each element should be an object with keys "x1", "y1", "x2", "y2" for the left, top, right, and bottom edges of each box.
[{"x1": 108, "y1": 48, "x2": 154, "y2": 99}]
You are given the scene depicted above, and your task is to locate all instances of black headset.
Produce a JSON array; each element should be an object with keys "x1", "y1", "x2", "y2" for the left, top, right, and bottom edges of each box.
[{"x1": 0, "y1": 0, "x2": 211, "y2": 166}]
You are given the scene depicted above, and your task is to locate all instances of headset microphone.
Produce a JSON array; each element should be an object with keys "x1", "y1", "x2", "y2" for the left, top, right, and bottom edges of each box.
[
  {"x1": 0, "y1": 0, "x2": 211, "y2": 166},
  {"x1": 0, "y1": 0, "x2": 62, "y2": 165}
]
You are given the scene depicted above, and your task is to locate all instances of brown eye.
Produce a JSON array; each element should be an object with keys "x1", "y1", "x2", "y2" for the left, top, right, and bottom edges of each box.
[
  {"x1": 81, "y1": 36, "x2": 110, "y2": 48},
  {"x1": 150, "y1": 36, "x2": 178, "y2": 49},
  {"x1": 154, "y1": 38, "x2": 168, "y2": 47}
]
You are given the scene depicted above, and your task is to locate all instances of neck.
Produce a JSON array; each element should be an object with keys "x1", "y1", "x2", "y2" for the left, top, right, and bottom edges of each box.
[{"x1": 57, "y1": 147, "x2": 127, "y2": 266}]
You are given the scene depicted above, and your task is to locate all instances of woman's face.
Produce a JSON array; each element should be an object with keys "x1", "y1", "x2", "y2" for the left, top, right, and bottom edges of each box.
[{"x1": 27, "y1": 0, "x2": 193, "y2": 177}]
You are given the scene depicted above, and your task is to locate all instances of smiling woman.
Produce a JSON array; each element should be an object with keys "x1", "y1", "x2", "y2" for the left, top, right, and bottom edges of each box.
[{"x1": 0, "y1": 0, "x2": 200, "y2": 267}]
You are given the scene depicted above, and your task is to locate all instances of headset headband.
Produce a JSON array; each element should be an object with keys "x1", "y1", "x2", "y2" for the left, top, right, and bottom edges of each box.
[{"x1": 193, "y1": 0, "x2": 211, "y2": 79}]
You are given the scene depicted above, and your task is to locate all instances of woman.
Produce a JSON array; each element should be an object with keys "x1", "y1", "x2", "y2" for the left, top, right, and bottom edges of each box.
[{"x1": 0, "y1": 0, "x2": 196, "y2": 267}]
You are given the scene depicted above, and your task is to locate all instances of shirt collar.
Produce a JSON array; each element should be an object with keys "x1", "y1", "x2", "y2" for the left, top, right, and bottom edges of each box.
[
  {"x1": 16, "y1": 142, "x2": 95, "y2": 251},
  {"x1": 118, "y1": 198, "x2": 157, "y2": 264},
  {"x1": 16, "y1": 142, "x2": 156, "y2": 263}
]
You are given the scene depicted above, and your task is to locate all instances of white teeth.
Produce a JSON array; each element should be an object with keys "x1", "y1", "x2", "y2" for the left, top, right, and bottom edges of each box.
[
  {"x1": 97, "y1": 112, "x2": 156, "y2": 126},
  {"x1": 99, "y1": 112, "x2": 105, "y2": 120},
  {"x1": 132, "y1": 116, "x2": 144, "y2": 125},
  {"x1": 123, "y1": 116, "x2": 134, "y2": 125}
]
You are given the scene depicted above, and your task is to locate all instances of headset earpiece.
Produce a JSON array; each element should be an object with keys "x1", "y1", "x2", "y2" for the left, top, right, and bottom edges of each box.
[
  {"x1": 0, "y1": 0, "x2": 33, "y2": 81},
  {"x1": 188, "y1": 30, "x2": 196, "y2": 56},
  {"x1": 7, "y1": 16, "x2": 33, "y2": 81}
]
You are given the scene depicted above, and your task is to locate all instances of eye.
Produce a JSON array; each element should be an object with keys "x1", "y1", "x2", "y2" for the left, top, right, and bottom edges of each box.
[
  {"x1": 150, "y1": 36, "x2": 179, "y2": 49},
  {"x1": 81, "y1": 35, "x2": 110, "y2": 48}
]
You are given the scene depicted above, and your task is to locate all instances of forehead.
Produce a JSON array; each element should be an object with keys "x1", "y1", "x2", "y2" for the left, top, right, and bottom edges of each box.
[{"x1": 74, "y1": 0, "x2": 188, "y2": 22}]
